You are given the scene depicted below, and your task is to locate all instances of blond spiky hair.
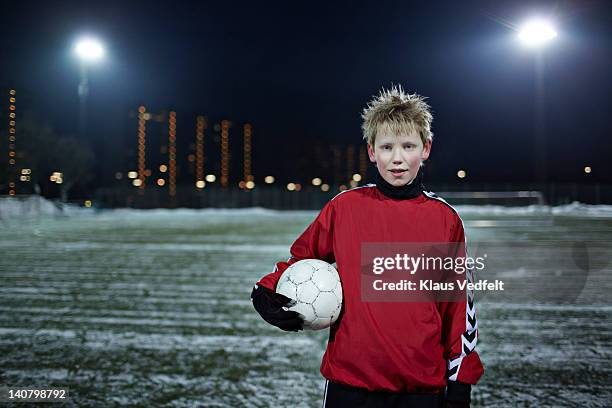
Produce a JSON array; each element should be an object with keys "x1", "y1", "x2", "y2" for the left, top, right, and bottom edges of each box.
[{"x1": 361, "y1": 84, "x2": 433, "y2": 146}]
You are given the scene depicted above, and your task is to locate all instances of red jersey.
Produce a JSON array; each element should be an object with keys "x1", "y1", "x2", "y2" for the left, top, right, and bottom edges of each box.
[{"x1": 257, "y1": 185, "x2": 484, "y2": 393}]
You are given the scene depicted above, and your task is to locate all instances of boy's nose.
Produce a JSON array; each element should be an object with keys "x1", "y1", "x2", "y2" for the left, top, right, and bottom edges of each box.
[{"x1": 392, "y1": 149, "x2": 404, "y2": 163}]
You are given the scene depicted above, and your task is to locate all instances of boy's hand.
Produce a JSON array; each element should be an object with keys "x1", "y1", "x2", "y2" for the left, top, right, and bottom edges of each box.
[
  {"x1": 444, "y1": 401, "x2": 470, "y2": 408},
  {"x1": 445, "y1": 381, "x2": 471, "y2": 408},
  {"x1": 251, "y1": 285, "x2": 304, "y2": 332}
]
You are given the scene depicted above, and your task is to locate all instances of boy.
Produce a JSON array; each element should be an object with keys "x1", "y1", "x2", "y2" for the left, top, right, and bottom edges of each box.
[{"x1": 251, "y1": 85, "x2": 484, "y2": 407}]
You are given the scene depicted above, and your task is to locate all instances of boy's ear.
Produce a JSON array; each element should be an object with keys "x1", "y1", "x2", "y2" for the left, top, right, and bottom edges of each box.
[
  {"x1": 367, "y1": 143, "x2": 376, "y2": 163},
  {"x1": 421, "y1": 139, "x2": 432, "y2": 161}
]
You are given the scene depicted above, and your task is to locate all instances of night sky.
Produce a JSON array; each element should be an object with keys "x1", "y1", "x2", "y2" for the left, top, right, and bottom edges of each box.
[{"x1": 2, "y1": 0, "x2": 611, "y2": 184}]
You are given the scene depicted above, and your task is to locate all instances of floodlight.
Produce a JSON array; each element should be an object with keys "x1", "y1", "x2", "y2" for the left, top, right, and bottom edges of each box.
[
  {"x1": 518, "y1": 19, "x2": 557, "y2": 47},
  {"x1": 75, "y1": 37, "x2": 105, "y2": 61}
]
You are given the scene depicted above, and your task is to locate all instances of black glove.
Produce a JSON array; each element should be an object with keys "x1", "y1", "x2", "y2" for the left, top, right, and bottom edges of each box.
[
  {"x1": 445, "y1": 402, "x2": 470, "y2": 408},
  {"x1": 445, "y1": 381, "x2": 471, "y2": 408},
  {"x1": 251, "y1": 285, "x2": 304, "y2": 332}
]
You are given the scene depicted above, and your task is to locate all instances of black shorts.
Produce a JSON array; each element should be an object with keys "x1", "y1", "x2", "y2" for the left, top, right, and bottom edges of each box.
[{"x1": 323, "y1": 380, "x2": 445, "y2": 408}]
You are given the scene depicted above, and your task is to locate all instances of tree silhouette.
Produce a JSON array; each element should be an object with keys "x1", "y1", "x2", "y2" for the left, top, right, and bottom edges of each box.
[{"x1": 2, "y1": 112, "x2": 94, "y2": 200}]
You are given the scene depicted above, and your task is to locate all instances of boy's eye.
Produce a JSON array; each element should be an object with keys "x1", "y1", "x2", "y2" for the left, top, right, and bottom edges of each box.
[
  {"x1": 382, "y1": 145, "x2": 392, "y2": 150},
  {"x1": 404, "y1": 145, "x2": 414, "y2": 149}
]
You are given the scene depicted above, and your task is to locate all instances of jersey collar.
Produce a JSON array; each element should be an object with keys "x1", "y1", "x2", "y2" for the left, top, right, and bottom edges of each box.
[{"x1": 375, "y1": 169, "x2": 424, "y2": 200}]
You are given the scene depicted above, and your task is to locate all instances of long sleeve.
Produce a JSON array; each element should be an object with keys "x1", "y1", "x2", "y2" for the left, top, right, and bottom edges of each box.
[
  {"x1": 256, "y1": 199, "x2": 336, "y2": 291},
  {"x1": 437, "y1": 218, "x2": 484, "y2": 385}
]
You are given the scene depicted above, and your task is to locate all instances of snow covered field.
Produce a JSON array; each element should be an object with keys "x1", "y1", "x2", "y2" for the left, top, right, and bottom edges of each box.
[{"x1": 1, "y1": 206, "x2": 611, "y2": 407}]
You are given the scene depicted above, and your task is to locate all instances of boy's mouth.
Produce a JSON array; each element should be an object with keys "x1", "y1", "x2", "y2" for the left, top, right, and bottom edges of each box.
[{"x1": 389, "y1": 169, "x2": 407, "y2": 175}]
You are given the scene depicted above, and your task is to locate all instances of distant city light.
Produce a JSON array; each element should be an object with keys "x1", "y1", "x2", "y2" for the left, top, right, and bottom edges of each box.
[
  {"x1": 287, "y1": 182, "x2": 296, "y2": 191},
  {"x1": 50, "y1": 172, "x2": 63, "y2": 184},
  {"x1": 132, "y1": 179, "x2": 142, "y2": 187},
  {"x1": 196, "y1": 180, "x2": 205, "y2": 189},
  {"x1": 312, "y1": 177, "x2": 322, "y2": 186},
  {"x1": 518, "y1": 19, "x2": 557, "y2": 47},
  {"x1": 294, "y1": 183, "x2": 302, "y2": 192},
  {"x1": 321, "y1": 184, "x2": 330, "y2": 192},
  {"x1": 84, "y1": 200, "x2": 92, "y2": 208},
  {"x1": 6, "y1": 80, "x2": 15, "y2": 194},
  {"x1": 352, "y1": 173, "x2": 362, "y2": 182},
  {"x1": 265, "y1": 176, "x2": 275, "y2": 184},
  {"x1": 159, "y1": 165, "x2": 168, "y2": 173},
  {"x1": 238, "y1": 181, "x2": 246, "y2": 189},
  {"x1": 205, "y1": 174, "x2": 216, "y2": 183},
  {"x1": 21, "y1": 168, "x2": 31, "y2": 175},
  {"x1": 137, "y1": 106, "x2": 147, "y2": 190},
  {"x1": 349, "y1": 180, "x2": 358, "y2": 188},
  {"x1": 128, "y1": 171, "x2": 138, "y2": 179},
  {"x1": 74, "y1": 37, "x2": 105, "y2": 61},
  {"x1": 457, "y1": 170, "x2": 466, "y2": 179},
  {"x1": 584, "y1": 166, "x2": 592, "y2": 174},
  {"x1": 339, "y1": 185, "x2": 347, "y2": 191},
  {"x1": 115, "y1": 172, "x2": 123, "y2": 180},
  {"x1": 245, "y1": 181, "x2": 255, "y2": 189},
  {"x1": 157, "y1": 178, "x2": 166, "y2": 186}
]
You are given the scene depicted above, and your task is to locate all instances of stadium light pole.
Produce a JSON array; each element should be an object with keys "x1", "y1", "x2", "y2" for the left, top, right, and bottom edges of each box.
[
  {"x1": 517, "y1": 19, "x2": 557, "y2": 185},
  {"x1": 74, "y1": 37, "x2": 105, "y2": 141}
]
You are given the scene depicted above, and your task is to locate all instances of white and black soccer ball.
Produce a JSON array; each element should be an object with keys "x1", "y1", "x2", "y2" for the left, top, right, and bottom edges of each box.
[{"x1": 276, "y1": 259, "x2": 343, "y2": 330}]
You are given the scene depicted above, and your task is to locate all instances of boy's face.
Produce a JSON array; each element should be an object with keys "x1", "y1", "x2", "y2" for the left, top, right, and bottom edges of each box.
[{"x1": 367, "y1": 127, "x2": 432, "y2": 187}]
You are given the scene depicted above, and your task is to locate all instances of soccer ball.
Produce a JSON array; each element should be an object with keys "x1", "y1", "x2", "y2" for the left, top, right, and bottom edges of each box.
[{"x1": 276, "y1": 259, "x2": 343, "y2": 330}]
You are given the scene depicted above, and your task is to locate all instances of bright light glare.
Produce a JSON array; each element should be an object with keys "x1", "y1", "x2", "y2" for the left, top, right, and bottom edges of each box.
[
  {"x1": 75, "y1": 37, "x2": 105, "y2": 61},
  {"x1": 518, "y1": 19, "x2": 557, "y2": 47}
]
